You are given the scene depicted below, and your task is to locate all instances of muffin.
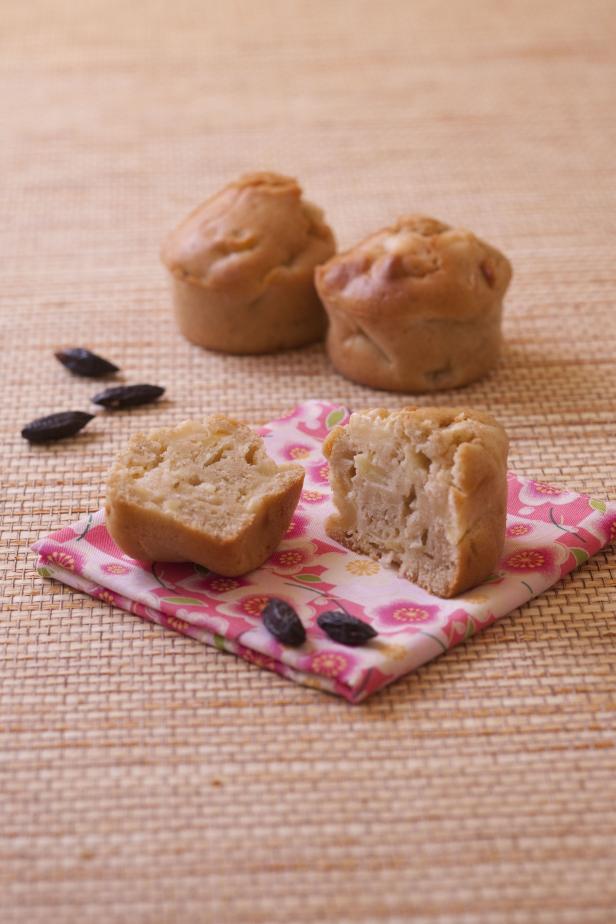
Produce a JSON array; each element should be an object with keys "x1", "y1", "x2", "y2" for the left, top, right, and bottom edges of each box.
[
  {"x1": 105, "y1": 416, "x2": 304, "y2": 576},
  {"x1": 161, "y1": 172, "x2": 336, "y2": 354},
  {"x1": 315, "y1": 215, "x2": 512, "y2": 391},
  {"x1": 323, "y1": 406, "x2": 509, "y2": 597}
]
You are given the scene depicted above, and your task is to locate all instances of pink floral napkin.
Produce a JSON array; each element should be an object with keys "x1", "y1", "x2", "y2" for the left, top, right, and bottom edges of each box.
[{"x1": 33, "y1": 401, "x2": 616, "y2": 702}]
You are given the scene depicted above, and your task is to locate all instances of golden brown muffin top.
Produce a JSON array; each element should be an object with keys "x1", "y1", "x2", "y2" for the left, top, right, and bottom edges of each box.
[
  {"x1": 315, "y1": 215, "x2": 512, "y2": 321},
  {"x1": 161, "y1": 172, "x2": 335, "y2": 299}
]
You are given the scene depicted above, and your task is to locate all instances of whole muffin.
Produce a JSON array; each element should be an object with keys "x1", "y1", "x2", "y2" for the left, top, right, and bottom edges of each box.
[
  {"x1": 161, "y1": 172, "x2": 336, "y2": 354},
  {"x1": 315, "y1": 215, "x2": 512, "y2": 391}
]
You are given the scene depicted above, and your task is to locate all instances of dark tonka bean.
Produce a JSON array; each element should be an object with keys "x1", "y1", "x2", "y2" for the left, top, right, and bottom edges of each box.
[
  {"x1": 262, "y1": 598, "x2": 306, "y2": 647},
  {"x1": 55, "y1": 348, "x2": 119, "y2": 377},
  {"x1": 91, "y1": 384, "x2": 165, "y2": 409},
  {"x1": 317, "y1": 610, "x2": 377, "y2": 647},
  {"x1": 21, "y1": 411, "x2": 94, "y2": 443}
]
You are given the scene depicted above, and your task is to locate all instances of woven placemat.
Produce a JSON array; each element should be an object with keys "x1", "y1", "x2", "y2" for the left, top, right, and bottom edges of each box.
[{"x1": 2, "y1": 1, "x2": 615, "y2": 922}]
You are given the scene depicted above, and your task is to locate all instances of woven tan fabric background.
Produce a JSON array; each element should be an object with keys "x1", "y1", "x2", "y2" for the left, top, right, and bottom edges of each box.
[{"x1": 2, "y1": 1, "x2": 615, "y2": 921}]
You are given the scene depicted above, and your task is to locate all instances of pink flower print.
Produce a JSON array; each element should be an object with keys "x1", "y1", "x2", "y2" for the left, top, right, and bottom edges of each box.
[
  {"x1": 270, "y1": 548, "x2": 307, "y2": 574},
  {"x1": 508, "y1": 476, "x2": 593, "y2": 526},
  {"x1": 546, "y1": 524, "x2": 613, "y2": 580},
  {"x1": 237, "y1": 594, "x2": 271, "y2": 617},
  {"x1": 268, "y1": 541, "x2": 318, "y2": 575},
  {"x1": 238, "y1": 646, "x2": 279, "y2": 672},
  {"x1": 207, "y1": 577, "x2": 242, "y2": 594},
  {"x1": 507, "y1": 522, "x2": 533, "y2": 538},
  {"x1": 375, "y1": 600, "x2": 440, "y2": 627},
  {"x1": 503, "y1": 546, "x2": 556, "y2": 574},
  {"x1": 62, "y1": 549, "x2": 84, "y2": 571},
  {"x1": 576, "y1": 508, "x2": 616, "y2": 547},
  {"x1": 517, "y1": 480, "x2": 579, "y2": 511},
  {"x1": 93, "y1": 588, "x2": 117, "y2": 607},
  {"x1": 301, "y1": 489, "x2": 327, "y2": 505},
  {"x1": 297, "y1": 403, "x2": 350, "y2": 440},
  {"x1": 307, "y1": 462, "x2": 330, "y2": 485},
  {"x1": 101, "y1": 562, "x2": 131, "y2": 575},
  {"x1": 50, "y1": 549, "x2": 82, "y2": 571},
  {"x1": 310, "y1": 650, "x2": 352, "y2": 680},
  {"x1": 165, "y1": 614, "x2": 193, "y2": 635},
  {"x1": 442, "y1": 609, "x2": 471, "y2": 647},
  {"x1": 38, "y1": 543, "x2": 85, "y2": 574},
  {"x1": 441, "y1": 608, "x2": 496, "y2": 649},
  {"x1": 526, "y1": 481, "x2": 565, "y2": 499},
  {"x1": 282, "y1": 443, "x2": 313, "y2": 461},
  {"x1": 284, "y1": 512, "x2": 309, "y2": 539},
  {"x1": 271, "y1": 404, "x2": 305, "y2": 424},
  {"x1": 590, "y1": 512, "x2": 616, "y2": 546}
]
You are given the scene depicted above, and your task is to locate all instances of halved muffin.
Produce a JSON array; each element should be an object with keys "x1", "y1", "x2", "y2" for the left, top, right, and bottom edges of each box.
[
  {"x1": 323, "y1": 407, "x2": 508, "y2": 597},
  {"x1": 105, "y1": 416, "x2": 304, "y2": 575}
]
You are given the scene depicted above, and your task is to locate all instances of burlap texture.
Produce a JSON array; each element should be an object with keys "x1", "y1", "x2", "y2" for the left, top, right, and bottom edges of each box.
[{"x1": 1, "y1": 1, "x2": 615, "y2": 921}]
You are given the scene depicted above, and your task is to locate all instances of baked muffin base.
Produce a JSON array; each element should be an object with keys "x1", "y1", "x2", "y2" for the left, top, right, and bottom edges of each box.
[
  {"x1": 170, "y1": 273, "x2": 327, "y2": 355},
  {"x1": 325, "y1": 307, "x2": 503, "y2": 392}
]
